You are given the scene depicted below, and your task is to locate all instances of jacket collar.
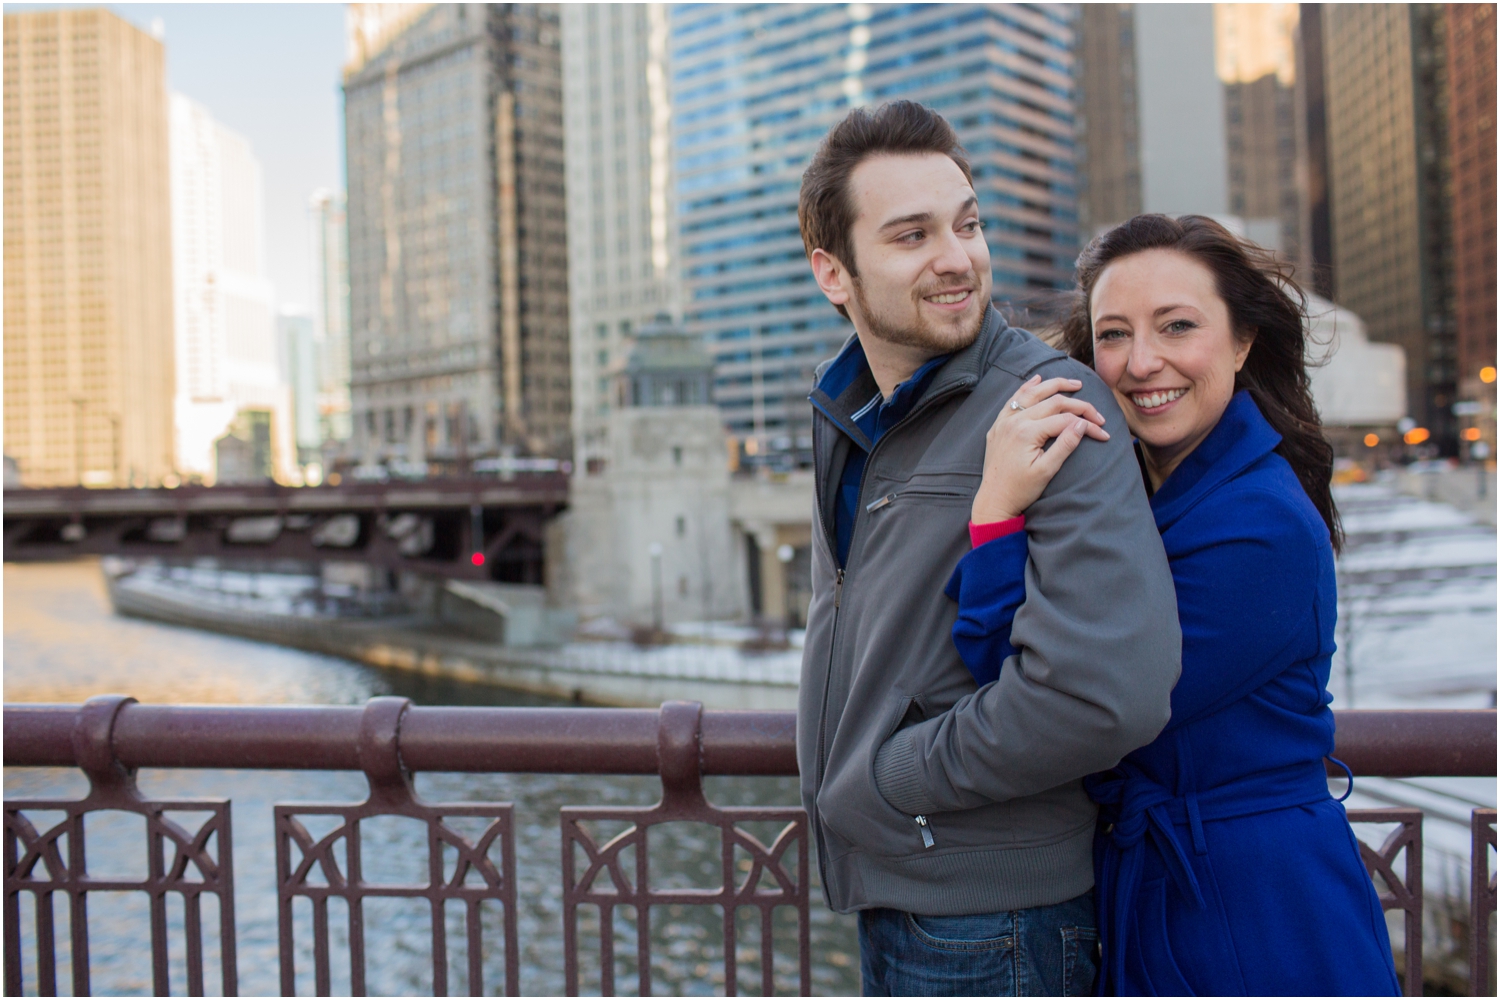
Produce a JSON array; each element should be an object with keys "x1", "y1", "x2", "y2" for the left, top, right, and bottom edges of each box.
[
  {"x1": 808, "y1": 306, "x2": 1002, "y2": 447},
  {"x1": 1149, "y1": 389, "x2": 1282, "y2": 530}
]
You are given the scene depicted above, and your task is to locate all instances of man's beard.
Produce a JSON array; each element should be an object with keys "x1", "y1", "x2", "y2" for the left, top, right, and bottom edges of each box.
[{"x1": 849, "y1": 273, "x2": 987, "y2": 354}]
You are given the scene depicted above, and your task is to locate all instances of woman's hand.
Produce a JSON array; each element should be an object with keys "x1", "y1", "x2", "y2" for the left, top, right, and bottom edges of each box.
[{"x1": 972, "y1": 376, "x2": 1111, "y2": 523}]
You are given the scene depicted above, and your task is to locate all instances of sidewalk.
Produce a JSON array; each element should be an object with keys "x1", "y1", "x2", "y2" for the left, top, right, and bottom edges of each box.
[{"x1": 1390, "y1": 462, "x2": 1497, "y2": 526}]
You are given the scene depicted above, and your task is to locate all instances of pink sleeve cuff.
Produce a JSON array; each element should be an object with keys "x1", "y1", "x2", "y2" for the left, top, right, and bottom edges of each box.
[{"x1": 969, "y1": 516, "x2": 1025, "y2": 548}]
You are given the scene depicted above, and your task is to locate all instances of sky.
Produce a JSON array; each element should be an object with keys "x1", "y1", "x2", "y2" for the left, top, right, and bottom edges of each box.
[{"x1": 13, "y1": 3, "x2": 349, "y2": 308}]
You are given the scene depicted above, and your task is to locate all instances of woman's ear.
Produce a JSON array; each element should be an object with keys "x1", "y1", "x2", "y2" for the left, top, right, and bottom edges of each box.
[{"x1": 1234, "y1": 328, "x2": 1256, "y2": 372}]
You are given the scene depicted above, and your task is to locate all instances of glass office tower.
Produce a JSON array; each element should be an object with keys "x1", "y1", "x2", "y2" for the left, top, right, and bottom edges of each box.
[{"x1": 670, "y1": 3, "x2": 1078, "y2": 468}]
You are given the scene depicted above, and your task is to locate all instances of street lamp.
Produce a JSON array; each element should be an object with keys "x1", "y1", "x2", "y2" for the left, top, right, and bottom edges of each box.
[
  {"x1": 777, "y1": 543, "x2": 795, "y2": 629},
  {"x1": 649, "y1": 542, "x2": 664, "y2": 633}
]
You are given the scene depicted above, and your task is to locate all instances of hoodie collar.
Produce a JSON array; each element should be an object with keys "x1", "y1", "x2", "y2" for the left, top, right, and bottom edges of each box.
[{"x1": 1149, "y1": 389, "x2": 1282, "y2": 530}]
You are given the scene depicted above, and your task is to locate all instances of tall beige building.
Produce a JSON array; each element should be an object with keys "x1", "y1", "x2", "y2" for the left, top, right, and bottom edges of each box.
[
  {"x1": 1217, "y1": 4, "x2": 1303, "y2": 257},
  {"x1": 1323, "y1": 4, "x2": 1456, "y2": 448},
  {"x1": 561, "y1": 3, "x2": 680, "y2": 473},
  {"x1": 3, "y1": 9, "x2": 175, "y2": 487}
]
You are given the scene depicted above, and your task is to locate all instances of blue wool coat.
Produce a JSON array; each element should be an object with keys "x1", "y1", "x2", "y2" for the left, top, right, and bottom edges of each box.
[{"x1": 946, "y1": 391, "x2": 1399, "y2": 996}]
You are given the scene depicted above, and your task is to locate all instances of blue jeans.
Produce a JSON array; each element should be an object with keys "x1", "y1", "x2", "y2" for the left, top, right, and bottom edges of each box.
[{"x1": 858, "y1": 891, "x2": 1099, "y2": 996}]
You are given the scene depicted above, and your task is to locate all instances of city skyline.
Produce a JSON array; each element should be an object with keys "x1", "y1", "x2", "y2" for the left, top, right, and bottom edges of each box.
[{"x1": 3, "y1": 3, "x2": 1494, "y2": 486}]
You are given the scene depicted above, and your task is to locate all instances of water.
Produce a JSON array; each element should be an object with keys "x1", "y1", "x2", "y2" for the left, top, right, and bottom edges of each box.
[{"x1": 2, "y1": 560, "x2": 860, "y2": 996}]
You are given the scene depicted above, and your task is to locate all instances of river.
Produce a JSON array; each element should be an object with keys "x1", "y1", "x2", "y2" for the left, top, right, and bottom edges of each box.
[{"x1": 3, "y1": 560, "x2": 861, "y2": 996}]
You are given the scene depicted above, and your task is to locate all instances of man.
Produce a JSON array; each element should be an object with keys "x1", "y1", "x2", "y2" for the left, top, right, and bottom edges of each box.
[{"x1": 796, "y1": 101, "x2": 1180, "y2": 995}]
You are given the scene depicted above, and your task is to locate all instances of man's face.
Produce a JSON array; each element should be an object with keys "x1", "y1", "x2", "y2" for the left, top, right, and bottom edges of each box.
[{"x1": 818, "y1": 153, "x2": 992, "y2": 356}]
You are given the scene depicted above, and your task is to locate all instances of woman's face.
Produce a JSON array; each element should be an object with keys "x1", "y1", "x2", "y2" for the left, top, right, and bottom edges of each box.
[{"x1": 1090, "y1": 249, "x2": 1252, "y2": 485}]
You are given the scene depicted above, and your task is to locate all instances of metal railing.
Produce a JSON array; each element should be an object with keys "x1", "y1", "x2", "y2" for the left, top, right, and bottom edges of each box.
[{"x1": 3, "y1": 698, "x2": 1495, "y2": 997}]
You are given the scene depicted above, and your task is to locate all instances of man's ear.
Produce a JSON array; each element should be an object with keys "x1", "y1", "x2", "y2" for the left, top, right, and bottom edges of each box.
[{"x1": 811, "y1": 248, "x2": 852, "y2": 309}]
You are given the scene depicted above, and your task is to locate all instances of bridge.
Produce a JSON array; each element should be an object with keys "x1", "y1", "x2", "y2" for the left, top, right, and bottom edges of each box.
[{"x1": 1, "y1": 476, "x2": 569, "y2": 581}]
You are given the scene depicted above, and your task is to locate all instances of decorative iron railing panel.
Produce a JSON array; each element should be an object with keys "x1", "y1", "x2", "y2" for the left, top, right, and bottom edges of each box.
[
  {"x1": 561, "y1": 702, "x2": 809, "y2": 996},
  {"x1": 274, "y1": 698, "x2": 519, "y2": 997},
  {"x1": 3, "y1": 699, "x2": 1494, "y2": 997},
  {"x1": 1349, "y1": 808, "x2": 1424, "y2": 995},
  {"x1": 4, "y1": 696, "x2": 238, "y2": 997}
]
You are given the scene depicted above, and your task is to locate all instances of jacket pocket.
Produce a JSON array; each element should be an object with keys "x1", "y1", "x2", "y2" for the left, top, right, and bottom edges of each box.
[
  {"x1": 817, "y1": 693, "x2": 929, "y2": 858},
  {"x1": 864, "y1": 485, "x2": 975, "y2": 514}
]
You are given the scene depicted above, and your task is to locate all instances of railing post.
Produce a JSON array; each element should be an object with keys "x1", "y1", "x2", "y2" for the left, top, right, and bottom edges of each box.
[
  {"x1": 656, "y1": 700, "x2": 707, "y2": 812},
  {"x1": 1473, "y1": 808, "x2": 1496, "y2": 997},
  {"x1": 70, "y1": 695, "x2": 136, "y2": 995},
  {"x1": 356, "y1": 696, "x2": 414, "y2": 810},
  {"x1": 71, "y1": 694, "x2": 137, "y2": 795}
]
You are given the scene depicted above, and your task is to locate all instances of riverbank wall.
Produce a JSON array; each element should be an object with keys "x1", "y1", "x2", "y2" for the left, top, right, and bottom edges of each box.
[{"x1": 106, "y1": 573, "x2": 799, "y2": 710}]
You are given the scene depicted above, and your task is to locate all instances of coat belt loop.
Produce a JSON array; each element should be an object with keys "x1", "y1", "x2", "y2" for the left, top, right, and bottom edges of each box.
[{"x1": 1186, "y1": 793, "x2": 1208, "y2": 855}]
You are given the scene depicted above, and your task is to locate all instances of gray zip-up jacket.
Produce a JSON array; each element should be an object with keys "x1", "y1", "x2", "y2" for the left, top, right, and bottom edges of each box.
[{"x1": 798, "y1": 308, "x2": 1180, "y2": 915}]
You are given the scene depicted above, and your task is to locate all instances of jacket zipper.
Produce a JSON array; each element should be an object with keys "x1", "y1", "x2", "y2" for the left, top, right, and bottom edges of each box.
[
  {"x1": 914, "y1": 814, "x2": 935, "y2": 848},
  {"x1": 811, "y1": 565, "x2": 844, "y2": 894},
  {"x1": 865, "y1": 486, "x2": 971, "y2": 514},
  {"x1": 815, "y1": 568, "x2": 845, "y2": 819}
]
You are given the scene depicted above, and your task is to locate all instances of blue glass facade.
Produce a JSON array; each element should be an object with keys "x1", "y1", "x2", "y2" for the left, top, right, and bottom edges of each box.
[{"x1": 670, "y1": 3, "x2": 1078, "y2": 467}]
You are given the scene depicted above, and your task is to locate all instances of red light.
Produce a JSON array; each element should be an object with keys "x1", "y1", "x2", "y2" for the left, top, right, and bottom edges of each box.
[{"x1": 471, "y1": 552, "x2": 485, "y2": 566}]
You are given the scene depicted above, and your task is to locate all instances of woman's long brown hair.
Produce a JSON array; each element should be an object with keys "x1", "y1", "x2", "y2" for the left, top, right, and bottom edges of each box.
[{"x1": 1059, "y1": 214, "x2": 1343, "y2": 551}]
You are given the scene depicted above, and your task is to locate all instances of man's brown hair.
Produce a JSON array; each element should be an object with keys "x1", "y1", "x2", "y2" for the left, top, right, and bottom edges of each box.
[{"x1": 798, "y1": 101, "x2": 973, "y2": 316}]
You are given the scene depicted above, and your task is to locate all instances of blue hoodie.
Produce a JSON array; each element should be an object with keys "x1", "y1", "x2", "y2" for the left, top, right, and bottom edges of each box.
[{"x1": 948, "y1": 390, "x2": 1398, "y2": 995}]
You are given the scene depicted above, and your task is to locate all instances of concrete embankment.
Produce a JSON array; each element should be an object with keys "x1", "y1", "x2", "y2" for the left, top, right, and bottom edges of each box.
[{"x1": 106, "y1": 574, "x2": 799, "y2": 709}]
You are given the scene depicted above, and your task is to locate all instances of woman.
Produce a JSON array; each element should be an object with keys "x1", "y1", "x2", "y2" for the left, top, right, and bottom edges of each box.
[{"x1": 953, "y1": 215, "x2": 1400, "y2": 995}]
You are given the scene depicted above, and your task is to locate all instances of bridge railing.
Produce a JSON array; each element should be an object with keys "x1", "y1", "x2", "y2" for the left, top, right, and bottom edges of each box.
[{"x1": 4, "y1": 699, "x2": 1495, "y2": 997}]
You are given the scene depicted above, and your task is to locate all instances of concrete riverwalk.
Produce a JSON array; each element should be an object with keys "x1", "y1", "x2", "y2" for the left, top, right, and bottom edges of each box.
[{"x1": 105, "y1": 565, "x2": 800, "y2": 709}]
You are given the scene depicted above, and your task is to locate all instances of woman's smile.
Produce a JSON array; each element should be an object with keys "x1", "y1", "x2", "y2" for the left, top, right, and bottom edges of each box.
[{"x1": 1128, "y1": 387, "x2": 1189, "y2": 414}]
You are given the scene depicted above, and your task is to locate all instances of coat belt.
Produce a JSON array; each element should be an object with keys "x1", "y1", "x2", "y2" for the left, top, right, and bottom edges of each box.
[{"x1": 1083, "y1": 760, "x2": 1335, "y2": 993}]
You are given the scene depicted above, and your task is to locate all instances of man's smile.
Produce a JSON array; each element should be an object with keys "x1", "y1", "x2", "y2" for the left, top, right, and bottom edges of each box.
[{"x1": 923, "y1": 288, "x2": 973, "y2": 308}]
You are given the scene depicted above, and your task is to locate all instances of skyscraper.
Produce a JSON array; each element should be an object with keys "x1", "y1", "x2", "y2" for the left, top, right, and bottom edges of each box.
[
  {"x1": 1076, "y1": 4, "x2": 1230, "y2": 235},
  {"x1": 169, "y1": 93, "x2": 292, "y2": 483},
  {"x1": 670, "y1": 3, "x2": 1079, "y2": 468},
  {"x1": 1295, "y1": 2, "x2": 1334, "y2": 298},
  {"x1": 279, "y1": 310, "x2": 321, "y2": 465},
  {"x1": 560, "y1": 4, "x2": 680, "y2": 474},
  {"x1": 1075, "y1": 4, "x2": 1142, "y2": 236},
  {"x1": 309, "y1": 189, "x2": 352, "y2": 445},
  {"x1": 343, "y1": 2, "x2": 570, "y2": 469},
  {"x1": 1076, "y1": 4, "x2": 1312, "y2": 264},
  {"x1": 1217, "y1": 4, "x2": 1303, "y2": 256},
  {"x1": 3, "y1": 8, "x2": 175, "y2": 487},
  {"x1": 1445, "y1": 3, "x2": 1496, "y2": 409},
  {"x1": 1323, "y1": 4, "x2": 1456, "y2": 449}
]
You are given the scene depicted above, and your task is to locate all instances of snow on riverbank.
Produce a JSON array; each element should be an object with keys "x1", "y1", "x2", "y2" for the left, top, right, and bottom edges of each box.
[{"x1": 1331, "y1": 481, "x2": 1496, "y2": 986}]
